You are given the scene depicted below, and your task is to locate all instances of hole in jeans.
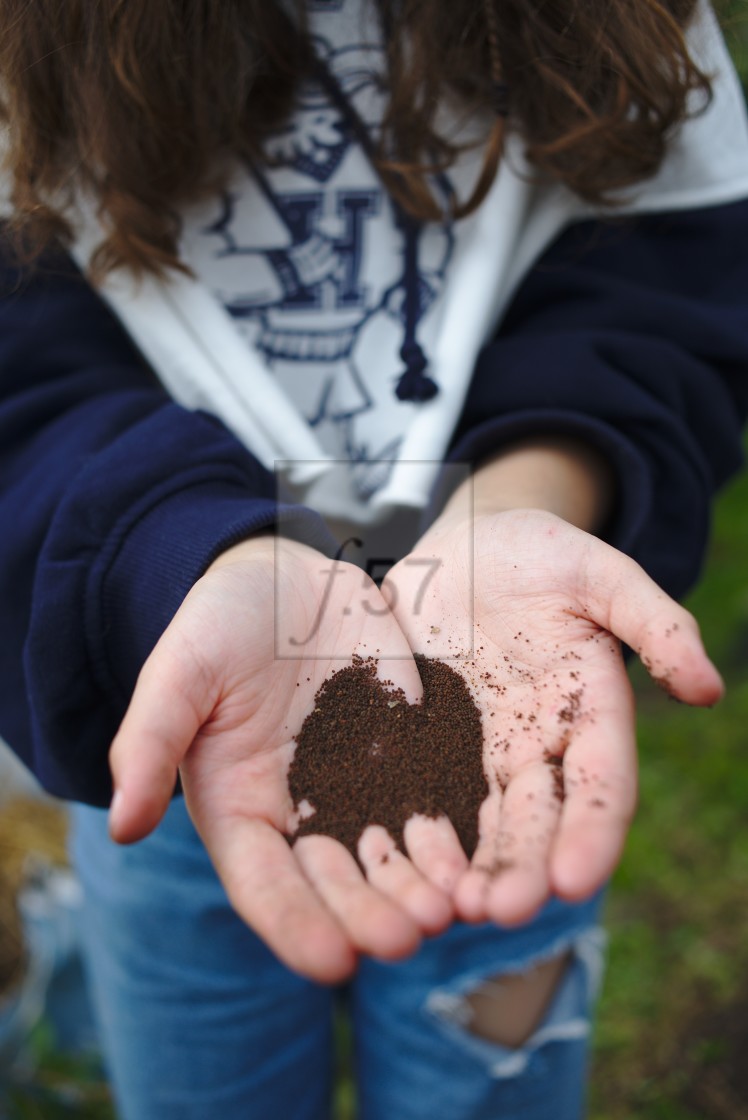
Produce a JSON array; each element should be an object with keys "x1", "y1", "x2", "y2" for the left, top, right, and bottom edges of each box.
[{"x1": 464, "y1": 950, "x2": 572, "y2": 1049}]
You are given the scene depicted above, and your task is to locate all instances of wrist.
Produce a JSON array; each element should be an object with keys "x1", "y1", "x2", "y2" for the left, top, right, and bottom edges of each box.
[
  {"x1": 206, "y1": 532, "x2": 277, "y2": 574},
  {"x1": 207, "y1": 532, "x2": 328, "y2": 576},
  {"x1": 440, "y1": 437, "x2": 615, "y2": 535}
]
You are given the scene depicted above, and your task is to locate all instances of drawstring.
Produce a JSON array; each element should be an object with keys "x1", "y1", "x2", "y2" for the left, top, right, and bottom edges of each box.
[
  {"x1": 310, "y1": 52, "x2": 440, "y2": 404},
  {"x1": 483, "y1": 0, "x2": 510, "y2": 118},
  {"x1": 492, "y1": 81, "x2": 510, "y2": 118},
  {"x1": 395, "y1": 213, "x2": 438, "y2": 402}
]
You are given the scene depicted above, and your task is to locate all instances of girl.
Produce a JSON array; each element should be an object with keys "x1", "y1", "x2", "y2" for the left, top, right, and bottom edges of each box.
[{"x1": 0, "y1": 1, "x2": 747, "y2": 1117}]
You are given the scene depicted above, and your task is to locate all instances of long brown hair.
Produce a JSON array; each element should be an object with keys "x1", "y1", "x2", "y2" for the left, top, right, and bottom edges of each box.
[{"x1": 0, "y1": 0, "x2": 711, "y2": 278}]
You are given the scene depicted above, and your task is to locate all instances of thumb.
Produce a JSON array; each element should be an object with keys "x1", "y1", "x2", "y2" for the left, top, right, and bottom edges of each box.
[
  {"x1": 583, "y1": 541, "x2": 723, "y2": 707},
  {"x1": 108, "y1": 643, "x2": 211, "y2": 844}
]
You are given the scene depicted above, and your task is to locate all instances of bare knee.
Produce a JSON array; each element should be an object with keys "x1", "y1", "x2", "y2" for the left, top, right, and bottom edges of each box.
[{"x1": 465, "y1": 950, "x2": 571, "y2": 1049}]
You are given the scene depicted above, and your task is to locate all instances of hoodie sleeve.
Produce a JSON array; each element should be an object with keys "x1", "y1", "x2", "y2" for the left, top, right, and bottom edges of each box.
[
  {"x1": 448, "y1": 196, "x2": 748, "y2": 599},
  {"x1": 0, "y1": 242, "x2": 335, "y2": 805}
]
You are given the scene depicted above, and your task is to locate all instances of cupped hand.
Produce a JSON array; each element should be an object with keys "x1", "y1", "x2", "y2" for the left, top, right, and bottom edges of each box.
[
  {"x1": 107, "y1": 535, "x2": 453, "y2": 983},
  {"x1": 384, "y1": 507, "x2": 723, "y2": 927}
]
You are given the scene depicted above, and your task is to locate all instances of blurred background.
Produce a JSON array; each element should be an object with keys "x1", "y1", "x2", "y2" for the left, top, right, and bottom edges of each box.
[{"x1": 1, "y1": 4, "x2": 748, "y2": 1117}]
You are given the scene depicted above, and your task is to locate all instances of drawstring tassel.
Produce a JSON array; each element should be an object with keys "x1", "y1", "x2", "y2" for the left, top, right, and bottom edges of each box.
[{"x1": 395, "y1": 340, "x2": 439, "y2": 402}]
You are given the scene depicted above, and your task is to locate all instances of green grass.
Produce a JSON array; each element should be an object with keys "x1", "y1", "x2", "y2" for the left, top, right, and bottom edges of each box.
[
  {"x1": 5, "y1": 1021, "x2": 114, "y2": 1120},
  {"x1": 722, "y1": 0, "x2": 748, "y2": 87},
  {"x1": 590, "y1": 460, "x2": 748, "y2": 1120}
]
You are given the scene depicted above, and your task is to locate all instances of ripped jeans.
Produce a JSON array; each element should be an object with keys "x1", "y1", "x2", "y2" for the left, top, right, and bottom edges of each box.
[{"x1": 69, "y1": 800, "x2": 605, "y2": 1120}]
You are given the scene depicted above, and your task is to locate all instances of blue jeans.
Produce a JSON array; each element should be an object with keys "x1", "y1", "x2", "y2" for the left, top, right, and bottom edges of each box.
[{"x1": 70, "y1": 800, "x2": 605, "y2": 1120}]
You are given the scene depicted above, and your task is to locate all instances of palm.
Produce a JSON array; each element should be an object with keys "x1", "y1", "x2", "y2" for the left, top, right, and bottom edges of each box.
[
  {"x1": 181, "y1": 553, "x2": 346, "y2": 788},
  {"x1": 386, "y1": 508, "x2": 722, "y2": 926},
  {"x1": 179, "y1": 542, "x2": 410, "y2": 848}
]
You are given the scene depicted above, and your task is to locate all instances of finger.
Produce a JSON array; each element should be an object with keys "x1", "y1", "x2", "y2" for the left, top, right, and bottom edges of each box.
[
  {"x1": 294, "y1": 835, "x2": 422, "y2": 961},
  {"x1": 109, "y1": 645, "x2": 211, "y2": 844},
  {"x1": 453, "y1": 787, "x2": 503, "y2": 923},
  {"x1": 550, "y1": 705, "x2": 638, "y2": 901},
  {"x1": 359, "y1": 594, "x2": 424, "y2": 706},
  {"x1": 195, "y1": 814, "x2": 357, "y2": 984},
  {"x1": 358, "y1": 825, "x2": 454, "y2": 935},
  {"x1": 482, "y1": 762, "x2": 561, "y2": 926},
  {"x1": 369, "y1": 642, "x2": 424, "y2": 707},
  {"x1": 583, "y1": 545, "x2": 723, "y2": 706},
  {"x1": 295, "y1": 555, "x2": 424, "y2": 705},
  {"x1": 402, "y1": 814, "x2": 470, "y2": 895}
]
